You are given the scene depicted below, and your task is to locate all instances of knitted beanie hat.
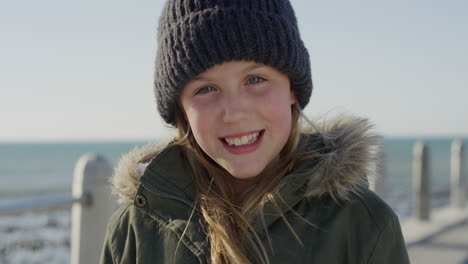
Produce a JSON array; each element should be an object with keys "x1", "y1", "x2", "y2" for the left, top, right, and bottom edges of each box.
[{"x1": 154, "y1": 0, "x2": 313, "y2": 125}]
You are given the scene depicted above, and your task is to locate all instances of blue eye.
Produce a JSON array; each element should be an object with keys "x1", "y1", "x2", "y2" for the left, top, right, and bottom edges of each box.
[
  {"x1": 196, "y1": 85, "x2": 215, "y2": 95},
  {"x1": 247, "y1": 76, "x2": 265, "y2": 84}
]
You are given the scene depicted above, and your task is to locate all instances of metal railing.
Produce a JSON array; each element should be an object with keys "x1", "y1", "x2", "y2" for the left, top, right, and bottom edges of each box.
[
  {"x1": 0, "y1": 153, "x2": 116, "y2": 264},
  {"x1": 371, "y1": 139, "x2": 467, "y2": 221},
  {"x1": 0, "y1": 192, "x2": 92, "y2": 216},
  {"x1": 412, "y1": 139, "x2": 466, "y2": 220}
]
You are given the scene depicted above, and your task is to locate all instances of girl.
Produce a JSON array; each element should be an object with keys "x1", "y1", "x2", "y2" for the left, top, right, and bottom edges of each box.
[{"x1": 101, "y1": 1, "x2": 410, "y2": 263}]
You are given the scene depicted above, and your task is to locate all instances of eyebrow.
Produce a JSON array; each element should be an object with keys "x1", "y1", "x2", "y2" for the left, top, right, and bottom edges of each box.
[
  {"x1": 191, "y1": 76, "x2": 211, "y2": 82},
  {"x1": 191, "y1": 63, "x2": 265, "y2": 82},
  {"x1": 242, "y1": 63, "x2": 265, "y2": 74}
]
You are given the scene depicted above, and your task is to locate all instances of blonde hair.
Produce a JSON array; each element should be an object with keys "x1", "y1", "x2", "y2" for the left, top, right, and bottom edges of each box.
[{"x1": 171, "y1": 102, "x2": 318, "y2": 264}]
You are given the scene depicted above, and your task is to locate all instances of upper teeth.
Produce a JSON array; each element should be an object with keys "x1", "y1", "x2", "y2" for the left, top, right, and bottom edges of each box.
[{"x1": 225, "y1": 132, "x2": 260, "y2": 146}]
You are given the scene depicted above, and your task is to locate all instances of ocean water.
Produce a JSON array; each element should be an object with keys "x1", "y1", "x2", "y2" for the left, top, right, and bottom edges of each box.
[{"x1": 0, "y1": 141, "x2": 150, "y2": 199}]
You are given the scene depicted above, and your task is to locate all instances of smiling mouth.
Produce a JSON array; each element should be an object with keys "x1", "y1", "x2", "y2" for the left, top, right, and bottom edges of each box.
[{"x1": 220, "y1": 130, "x2": 265, "y2": 147}]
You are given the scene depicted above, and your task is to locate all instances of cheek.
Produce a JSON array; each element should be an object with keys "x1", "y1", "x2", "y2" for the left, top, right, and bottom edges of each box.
[
  {"x1": 263, "y1": 91, "x2": 294, "y2": 142},
  {"x1": 184, "y1": 104, "x2": 216, "y2": 147},
  {"x1": 264, "y1": 90, "x2": 293, "y2": 122},
  {"x1": 274, "y1": 106, "x2": 293, "y2": 139}
]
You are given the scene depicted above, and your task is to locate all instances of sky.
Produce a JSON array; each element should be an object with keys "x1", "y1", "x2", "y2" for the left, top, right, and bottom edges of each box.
[{"x1": 0, "y1": 0, "x2": 467, "y2": 142}]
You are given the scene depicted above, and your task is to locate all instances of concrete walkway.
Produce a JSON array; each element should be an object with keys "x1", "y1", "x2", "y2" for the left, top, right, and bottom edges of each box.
[{"x1": 402, "y1": 206, "x2": 468, "y2": 264}]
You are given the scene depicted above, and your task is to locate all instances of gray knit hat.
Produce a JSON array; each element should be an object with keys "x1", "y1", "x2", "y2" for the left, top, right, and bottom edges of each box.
[{"x1": 154, "y1": 0, "x2": 313, "y2": 125}]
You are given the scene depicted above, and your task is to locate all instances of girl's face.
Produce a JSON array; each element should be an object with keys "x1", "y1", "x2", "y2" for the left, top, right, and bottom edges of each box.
[{"x1": 180, "y1": 61, "x2": 296, "y2": 179}]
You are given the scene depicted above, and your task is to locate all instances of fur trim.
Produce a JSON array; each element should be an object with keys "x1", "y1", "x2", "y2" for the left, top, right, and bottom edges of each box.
[
  {"x1": 111, "y1": 139, "x2": 171, "y2": 205},
  {"x1": 111, "y1": 115, "x2": 382, "y2": 205},
  {"x1": 303, "y1": 115, "x2": 383, "y2": 202}
]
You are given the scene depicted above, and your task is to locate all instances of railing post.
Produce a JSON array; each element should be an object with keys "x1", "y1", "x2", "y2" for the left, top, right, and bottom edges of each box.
[
  {"x1": 71, "y1": 153, "x2": 115, "y2": 264},
  {"x1": 451, "y1": 140, "x2": 466, "y2": 208},
  {"x1": 413, "y1": 141, "x2": 430, "y2": 221},
  {"x1": 370, "y1": 151, "x2": 387, "y2": 199}
]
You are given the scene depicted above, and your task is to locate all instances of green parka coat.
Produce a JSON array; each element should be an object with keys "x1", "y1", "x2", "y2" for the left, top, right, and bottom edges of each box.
[{"x1": 100, "y1": 116, "x2": 410, "y2": 264}]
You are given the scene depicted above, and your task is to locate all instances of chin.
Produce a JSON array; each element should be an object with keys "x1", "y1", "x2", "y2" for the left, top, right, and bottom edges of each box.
[
  {"x1": 219, "y1": 157, "x2": 272, "y2": 179},
  {"x1": 227, "y1": 167, "x2": 264, "y2": 179}
]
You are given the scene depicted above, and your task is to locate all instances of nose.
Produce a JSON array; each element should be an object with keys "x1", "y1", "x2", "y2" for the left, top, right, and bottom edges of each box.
[{"x1": 221, "y1": 91, "x2": 250, "y2": 123}]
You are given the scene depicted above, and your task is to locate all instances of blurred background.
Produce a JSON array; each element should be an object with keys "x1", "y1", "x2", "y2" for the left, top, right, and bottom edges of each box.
[{"x1": 0, "y1": 0, "x2": 467, "y2": 263}]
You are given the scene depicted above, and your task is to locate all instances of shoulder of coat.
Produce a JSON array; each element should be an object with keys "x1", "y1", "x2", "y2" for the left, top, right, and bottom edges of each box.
[{"x1": 352, "y1": 189, "x2": 397, "y2": 232}]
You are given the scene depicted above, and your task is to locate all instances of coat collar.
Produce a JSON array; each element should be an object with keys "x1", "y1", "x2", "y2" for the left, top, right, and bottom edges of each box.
[{"x1": 111, "y1": 114, "x2": 382, "y2": 207}]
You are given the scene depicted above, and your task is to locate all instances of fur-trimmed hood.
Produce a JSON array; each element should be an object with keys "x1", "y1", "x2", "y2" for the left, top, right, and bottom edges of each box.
[{"x1": 111, "y1": 115, "x2": 382, "y2": 205}]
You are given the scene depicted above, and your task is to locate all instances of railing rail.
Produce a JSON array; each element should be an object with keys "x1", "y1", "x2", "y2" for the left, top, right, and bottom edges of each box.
[
  {"x1": 432, "y1": 186, "x2": 451, "y2": 199},
  {"x1": 388, "y1": 184, "x2": 451, "y2": 207},
  {"x1": 0, "y1": 192, "x2": 92, "y2": 216}
]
